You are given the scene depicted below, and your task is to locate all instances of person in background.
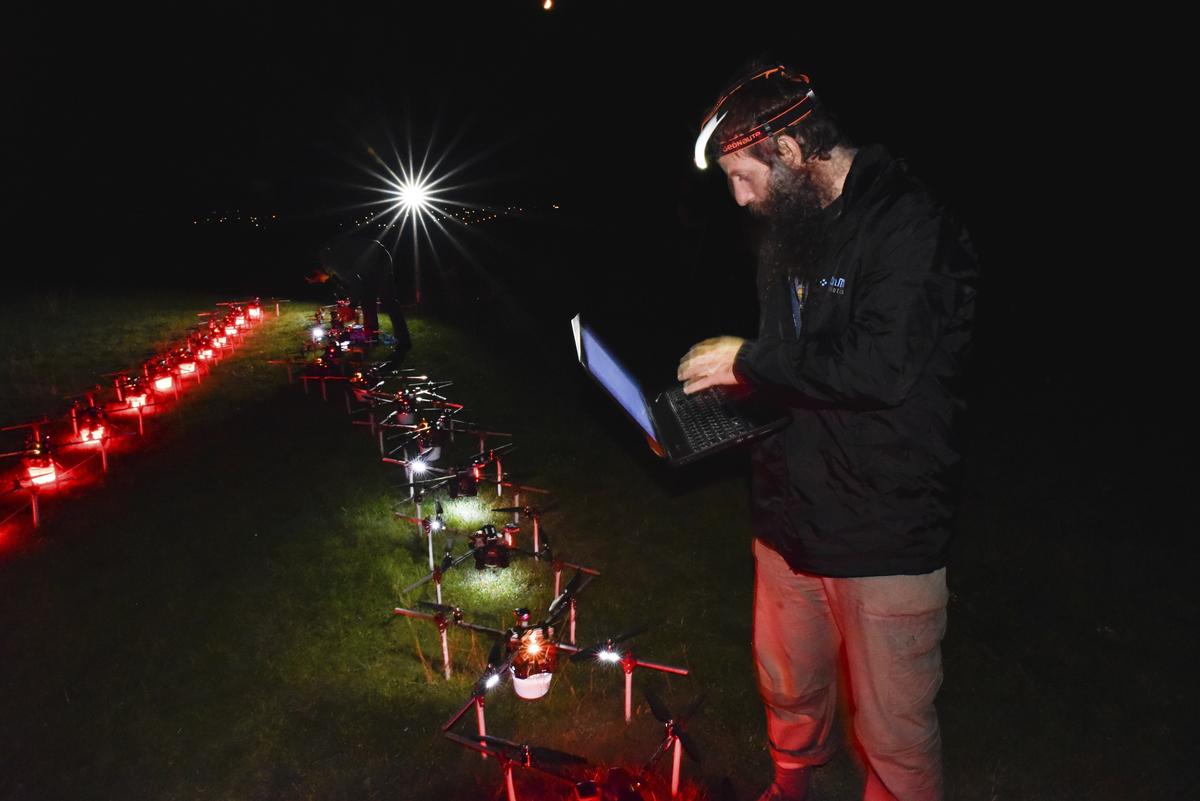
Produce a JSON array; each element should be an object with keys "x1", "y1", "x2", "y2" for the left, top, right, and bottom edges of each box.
[{"x1": 306, "y1": 235, "x2": 412, "y2": 360}]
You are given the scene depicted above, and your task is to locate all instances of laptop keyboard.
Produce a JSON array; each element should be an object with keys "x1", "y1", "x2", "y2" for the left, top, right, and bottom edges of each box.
[{"x1": 665, "y1": 386, "x2": 752, "y2": 450}]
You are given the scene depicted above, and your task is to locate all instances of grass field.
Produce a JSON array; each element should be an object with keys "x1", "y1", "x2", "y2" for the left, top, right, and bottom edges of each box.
[{"x1": 0, "y1": 290, "x2": 1194, "y2": 801}]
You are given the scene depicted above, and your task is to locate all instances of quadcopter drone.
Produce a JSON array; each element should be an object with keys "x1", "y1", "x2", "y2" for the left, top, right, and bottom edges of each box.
[{"x1": 1, "y1": 419, "x2": 58, "y2": 489}]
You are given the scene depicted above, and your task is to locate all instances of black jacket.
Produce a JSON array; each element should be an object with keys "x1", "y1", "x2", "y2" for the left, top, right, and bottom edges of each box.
[{"x1": 733, "y1": 145, "x2": 978, "y2": 577}]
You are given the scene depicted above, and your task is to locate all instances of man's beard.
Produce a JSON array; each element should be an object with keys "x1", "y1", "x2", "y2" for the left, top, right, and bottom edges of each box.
[{"x1": 752, "y1": 160, "x2": 833, "y2": 288}]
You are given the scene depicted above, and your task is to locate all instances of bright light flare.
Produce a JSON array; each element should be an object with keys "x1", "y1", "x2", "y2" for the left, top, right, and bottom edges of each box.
[
  {"x1": 410, "y1": 459, "x2": 428, "y2": 474},
  {"x1": 154, "y1": 375, "x2": 174, "y2": 392},
  {"x1": 127, "y1": 393, "x2": 147, "y2": 409},
  {"x1": 598, "y1": 649, "x2": 621, "y2": 663},
  {"x1": 235, "y1": 315, "x2": 247, "y2": 328},
  {"x1": 248, "y1": 306, "x2": 262, "y2": 320},
  {"x1": 391, "y1": 179, "x2": 432, "y2": 215},
  {"x1": 485, "y1": 673, "x2": 501, "y2": 689},
  {"x1": 311, "y1": 326, "x2": 325, "y2": 342},
  {"x1": 430, "y1": 519, "x2": 443, "y2": 532},
  {"x1": 224, "y1": 325, "x2": 237, "y2": 337},
  {"x1": 179, "y1": 362, "x2": 196, "y2": 375}
]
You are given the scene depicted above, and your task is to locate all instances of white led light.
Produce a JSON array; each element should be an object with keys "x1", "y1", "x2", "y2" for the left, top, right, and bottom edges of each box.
[
  {"x1": 694, "y1": 111, "x2": 727, "y2": 170},
  {"x1": 411, "y1": 459, "x2": 428, "y2": 474},
  {"x1": 599, "y1": 649, "x2": 621, "y2": 663},
  {"x1": 485, "y1": 673, "x2": 500, "y2": 689},
  {"x1": 311, "y1": 326, "x2": 325, "y2": 341}
]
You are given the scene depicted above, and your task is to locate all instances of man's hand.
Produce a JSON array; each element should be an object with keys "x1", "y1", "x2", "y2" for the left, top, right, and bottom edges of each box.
[{"x1": 677, "y1": 336, "x2": 746, "y2": 394}]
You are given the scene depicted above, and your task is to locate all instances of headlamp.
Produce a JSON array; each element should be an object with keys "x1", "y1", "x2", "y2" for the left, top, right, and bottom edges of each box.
[{"x1": 694, "y1": 65, "x2": 817, "y2": 169}]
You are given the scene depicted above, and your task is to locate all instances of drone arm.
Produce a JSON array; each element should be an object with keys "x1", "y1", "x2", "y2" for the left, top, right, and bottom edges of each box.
[
  {"x1": 442, "y1": 696, "x2": 480, "y2": 732},
  {"x1": 627, "y1": 657, "x2": 689, "y2": 676},
  {"x1": 399, "y1": 573, "x2": 435, "y2": 595},
  {"x1": 455, "y1": 620, "x2": 507, "y2": 638},
  {"x1": 556, "y1": 560, "x2": 601, "y2": 577},
  {"x1": 442, "y1": 733, "x2": 577, "y2": 785},
  {"x1": 393, "y1": 606, "x2": 437, "y2": 622}
]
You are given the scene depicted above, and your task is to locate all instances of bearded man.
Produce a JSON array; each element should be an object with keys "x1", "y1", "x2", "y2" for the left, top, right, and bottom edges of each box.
[{"x1": 677, "y1": 64, "x2": 979, "y2": 801}]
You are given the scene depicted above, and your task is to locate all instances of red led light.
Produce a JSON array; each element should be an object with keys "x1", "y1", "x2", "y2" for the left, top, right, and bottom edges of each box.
[
  {"x1": 248, "y1": 306, "x2": 262, "y2": 320},
  {"x1": 224, "y1": 325, "x2": 237, "y2": 337},
  {"x1": 80, "y1": 426, "x2": 105, "y2": 442},
  {"x1": 26, "y1": 462, "x2": 57, "y2": 486},
  {"x1": 179, "y1": 362, "x2": 196, "y2": 374},
  {"x1": 127, "y1": 394, "x2": 147, "y2": 409},
  {"x1": 198, "y1": 348, "x2": 213, "y2": 360},
  {"x1": 235, "y1": 315, "x2": 246, "y2": 328},
  {"x1": 154, "y1": 375, "x2": 174, "y2": 392}
]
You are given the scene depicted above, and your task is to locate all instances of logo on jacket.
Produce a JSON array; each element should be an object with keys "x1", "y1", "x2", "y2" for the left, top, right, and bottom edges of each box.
[{"x1": 817, "y1": 276, "x2": 846, "y2": 295}]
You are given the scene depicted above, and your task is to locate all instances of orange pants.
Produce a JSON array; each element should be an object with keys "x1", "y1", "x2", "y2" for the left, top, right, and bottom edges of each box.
[{"x1": 752, "y1": 539, "x2": 948, "y2": 801}]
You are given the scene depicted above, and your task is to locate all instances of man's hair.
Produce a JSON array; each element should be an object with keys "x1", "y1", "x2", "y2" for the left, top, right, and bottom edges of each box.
[{"x1": 706, "y1": 59, "x2": 848, "y2": 166}]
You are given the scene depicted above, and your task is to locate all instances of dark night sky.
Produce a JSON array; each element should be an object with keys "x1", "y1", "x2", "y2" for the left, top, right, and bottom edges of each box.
[
  {"x1": 11, "y1": 6, "x2": 1059, "y2": 223},
  {"x1": 7, "y1": 3, "x2": 1153, "y2": 381}
]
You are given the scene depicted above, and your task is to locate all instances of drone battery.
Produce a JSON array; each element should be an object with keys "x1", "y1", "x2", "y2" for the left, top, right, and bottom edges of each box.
[
  {"x1": 474, "y1": 542, "x2": 509, "y2": 569},
  {"x1": 470, "y1": 525, "x2": 509, "y2": 568}
]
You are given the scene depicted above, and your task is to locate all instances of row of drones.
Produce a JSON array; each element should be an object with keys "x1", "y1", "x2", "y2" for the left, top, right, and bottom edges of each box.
[
  {"x1": 285, "y1": 303, "x2": 707, "y2": 801},
  {"x1": 0, "y1": 300, "x2": 277, "y2": 530}
]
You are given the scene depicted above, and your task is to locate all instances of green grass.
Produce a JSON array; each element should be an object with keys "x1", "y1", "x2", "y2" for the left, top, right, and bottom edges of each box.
[{"x1": 0, "y1": 292, "x2": 1194, "y2": 800}]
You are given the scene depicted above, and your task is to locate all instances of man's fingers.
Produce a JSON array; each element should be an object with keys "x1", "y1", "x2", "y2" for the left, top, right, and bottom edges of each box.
[
  {"x1": 677, "y1": 355, "x2": 708, "y2": 382},
  {"x1": 683, "y1": 374, "x2": 718, "y2": 395}
]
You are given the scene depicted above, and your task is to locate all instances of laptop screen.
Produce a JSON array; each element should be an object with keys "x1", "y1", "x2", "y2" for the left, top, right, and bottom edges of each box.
[{"x1": 575, "y1": 318, "x2": 656, "y2": 440}]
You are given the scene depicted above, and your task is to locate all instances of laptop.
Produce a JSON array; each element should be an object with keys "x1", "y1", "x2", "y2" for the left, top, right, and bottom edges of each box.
[{"x1": 571, "y1": 314, "x2": 788, "y2": 466}]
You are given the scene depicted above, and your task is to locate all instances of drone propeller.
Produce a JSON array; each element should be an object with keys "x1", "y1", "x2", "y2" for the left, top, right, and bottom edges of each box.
[
  {"x1": 462, "y1": 441, "x2": 516, "y2": 465},
  {"x1": 644, "y1": 689, "x2": 705, "y2": 764},
  {"x1": 416, "y1": 601, "x2": 472, "y2": 620},
  {"x1": 471, "y1": 635, "x2": 519, "y2": 697},
  {"x1": 478, "y1": 735, "x2": 589, "y2": 767},
  {"x1": 569, "y1": 623, "x2": 652, "y2": 663},
  {"x1": 398, "y1": 545, "x2": 474, "y2": 596},
  {"x1": 491, "y1": 503, "x2": 556, "y2": 517},
  {"x1": 396, "y1": 501, "x2": 448, "y2": 532},
  {"x1": 545, "y1": 570, "x2": 588, "y2": 628}
]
